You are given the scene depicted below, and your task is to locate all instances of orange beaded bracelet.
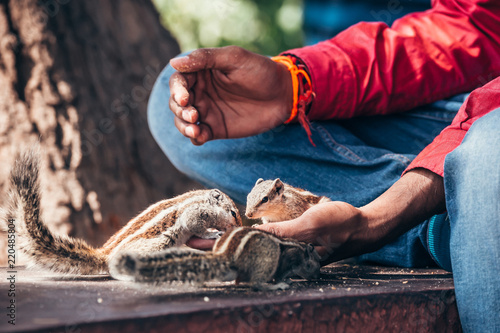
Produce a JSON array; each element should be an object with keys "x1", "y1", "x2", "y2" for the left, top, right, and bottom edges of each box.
[{"x1": 271, "y1": 55, "x2": 316, "y2": 145}]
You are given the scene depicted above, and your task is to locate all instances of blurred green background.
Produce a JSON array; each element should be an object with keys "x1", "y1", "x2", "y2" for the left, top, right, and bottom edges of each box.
[{"x1": 153, "y1": 0, "x2": 304, "y2": 55}]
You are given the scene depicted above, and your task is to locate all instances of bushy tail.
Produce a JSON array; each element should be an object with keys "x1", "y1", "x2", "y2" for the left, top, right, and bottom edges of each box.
[
  {"x1": 2, "y1": 148, "x2": 107, "y2": 274},
  {"x1": 109, "y1": 247, "x2": 237, "y2": 284}
]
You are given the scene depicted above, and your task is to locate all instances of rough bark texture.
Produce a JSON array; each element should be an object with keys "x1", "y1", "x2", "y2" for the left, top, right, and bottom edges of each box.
[{"x1": 0, "y1": 0, "x2": 200, "y2": 263}]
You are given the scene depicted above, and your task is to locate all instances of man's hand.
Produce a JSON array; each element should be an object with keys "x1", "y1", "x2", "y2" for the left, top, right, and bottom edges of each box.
[
  {"x1": 256, "y1": 201, "x2": 372, "y2": 262},
  {"x1": 169, "y1": 46, "x2": 293, "y2": 145}
]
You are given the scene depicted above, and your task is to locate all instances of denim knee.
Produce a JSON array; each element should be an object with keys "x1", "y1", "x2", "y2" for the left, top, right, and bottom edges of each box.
[
  {"x1": 445, "y1": 107, "x2": 500, "y2": 175},
  {"x1": 444, "y1": 107, "x2": 500, "y2": 234}
]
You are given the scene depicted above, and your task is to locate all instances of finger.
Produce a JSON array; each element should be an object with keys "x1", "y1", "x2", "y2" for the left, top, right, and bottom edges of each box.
[
  {"x1": 314, "y1": 246, "x2": 329, "y2": 258},
  {"x1": 174, "y1": 115, "x2": 201, "y2": 139},
  {"x1": 186, "y1": 237, "x2": 215, "y2": 250},
  {"x1": 255, "y1": 219, "x2": 306, "y2": 241},
  {"x1": 170, "y1": 72, "x2": 196, "y2": 107},
  {"x1": 169, "y1": 97, "x2": 199, "y2": 123},
  {"x1": 170, "y1": 46, "x2": 245, "y2": 73},
  {"x1": 190, "y1": 123, "x2": 214, "y2": 145}
]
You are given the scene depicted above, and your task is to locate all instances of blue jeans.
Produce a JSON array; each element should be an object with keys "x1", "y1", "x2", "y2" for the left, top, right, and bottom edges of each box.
[
  {"x1": 148, "y1": 61, "x2": 499, "y2": 332},
  {"x1": 443, "y1": 110, "x2": 500, "y2": 333}
]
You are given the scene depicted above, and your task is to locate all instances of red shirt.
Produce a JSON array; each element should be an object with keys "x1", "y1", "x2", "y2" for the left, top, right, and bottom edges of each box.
[{"x1": 286, "y1": 0, "x2": 500, "y2": 176}]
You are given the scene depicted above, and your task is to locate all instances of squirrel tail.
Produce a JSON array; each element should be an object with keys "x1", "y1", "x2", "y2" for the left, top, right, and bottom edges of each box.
[
  {"x1": 2, "y1": 148, "x2": 107, "y2": 275},
  {"x1": 109, "y1": 247, "x2": 237, "y2": 284}
]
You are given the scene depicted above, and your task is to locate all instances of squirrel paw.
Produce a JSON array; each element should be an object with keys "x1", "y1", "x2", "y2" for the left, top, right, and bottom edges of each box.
[
  {"x1": 251, "y1": 282, "x2": 290, "y2": 291},
  {"x1": 199, "y1": 229, "x2": 224, "y2": 239}
]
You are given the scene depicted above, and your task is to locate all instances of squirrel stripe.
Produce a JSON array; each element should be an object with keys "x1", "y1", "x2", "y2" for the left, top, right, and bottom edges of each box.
[
  {"x1": 231, "y1": 230, "x2": 262, "y2": 262},
  {"x1": 102, "y1": 199, "x2": 168, "y2": 250},
  {"x1": 109, "y1": 247, "x2": 236, "y2": 284}
]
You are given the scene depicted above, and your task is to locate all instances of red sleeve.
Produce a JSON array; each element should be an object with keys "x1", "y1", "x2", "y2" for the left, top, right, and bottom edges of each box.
[
  {"x1": 404, "y1": 77, "x2": 500, "y2": 176},
  {"x1": 285, "y1": 0, "x2": 500, "y2": 120}
]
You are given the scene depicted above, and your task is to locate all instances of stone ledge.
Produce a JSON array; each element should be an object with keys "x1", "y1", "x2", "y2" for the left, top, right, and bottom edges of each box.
[{"x1": 0, "y1": 264, "x2": 461, "y2": 333}]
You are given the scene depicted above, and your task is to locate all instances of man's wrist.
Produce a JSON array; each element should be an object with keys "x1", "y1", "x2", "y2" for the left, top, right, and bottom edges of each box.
[
  {"x1": 274, "y1": 61, "x2": 294, "y2": 124},
  {"x1": 357, "y1": 203, "x2": 402, "y2": 250},
  {"x1": 357, "y1": 168, "x2": 446, "y2": 250}
]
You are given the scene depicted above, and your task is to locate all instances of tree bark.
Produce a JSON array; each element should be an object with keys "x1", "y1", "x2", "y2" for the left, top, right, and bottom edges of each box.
[{"x1": 0, "y1": 0, "x2": 199, "y2": 263}]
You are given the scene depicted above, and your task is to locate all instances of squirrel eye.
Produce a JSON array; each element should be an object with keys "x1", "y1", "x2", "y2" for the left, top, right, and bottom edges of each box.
[
  {"x1": 261, "y1": 196, "x2": 268, "y2": 204},
  {"x1": 231, "y1": 210, "x2": 237, "y2": 218}
]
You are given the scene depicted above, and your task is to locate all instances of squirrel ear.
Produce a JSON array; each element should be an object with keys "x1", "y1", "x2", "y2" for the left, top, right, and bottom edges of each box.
[
  {"x1": 273, "y1": 178, "x2": 284, "y2": 195},
  {"x1": 255, "y1": 178, "x2": 264, "y2": 186},
  {"x1": 209, "y1": 189, "x2": 222, "y2": 202}
]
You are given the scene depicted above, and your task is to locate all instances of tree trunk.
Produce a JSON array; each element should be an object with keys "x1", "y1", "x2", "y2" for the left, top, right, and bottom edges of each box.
[{"x1": 0, "y1": 0, "x2": 200, "y2": 263}]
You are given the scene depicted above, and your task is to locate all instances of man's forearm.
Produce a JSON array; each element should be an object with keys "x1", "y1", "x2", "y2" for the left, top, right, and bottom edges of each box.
[{"x1": 359, "y1": 168, "x2": 446, "y2": 250}]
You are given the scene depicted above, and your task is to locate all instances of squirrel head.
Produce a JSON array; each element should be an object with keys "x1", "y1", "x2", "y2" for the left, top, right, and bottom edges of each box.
[
  {"x1": 245, "y1": 178, "x2": 285, "y2": 219},
  {"x1": 207, "y1": 189, "x2": 242, "y2": 228},
  {"x1": 275, "y1": 242, "x2": 321, "y2": 281}
]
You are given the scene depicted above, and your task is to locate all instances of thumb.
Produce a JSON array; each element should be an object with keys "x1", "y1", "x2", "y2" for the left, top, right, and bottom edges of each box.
[{"x1": 170, "y1": 46, "x2": 243, "y2": 73}]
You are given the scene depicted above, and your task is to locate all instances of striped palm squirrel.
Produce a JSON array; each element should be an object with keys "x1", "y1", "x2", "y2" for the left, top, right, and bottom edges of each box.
[
  {"x1": 0, "y1": 149, "x2": 241, "y2": 275},
  {"x1": 245, "y1": 178, "x2": 331, "y2": 223}
]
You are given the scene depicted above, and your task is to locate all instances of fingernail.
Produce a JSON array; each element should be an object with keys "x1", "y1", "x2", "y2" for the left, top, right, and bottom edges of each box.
[
  {"x1": 176, "y1": 94, "x2": 188, "y2": 107},
  {"x1": 189, "y1": 110, "x2": 199, "y2": 122}
]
